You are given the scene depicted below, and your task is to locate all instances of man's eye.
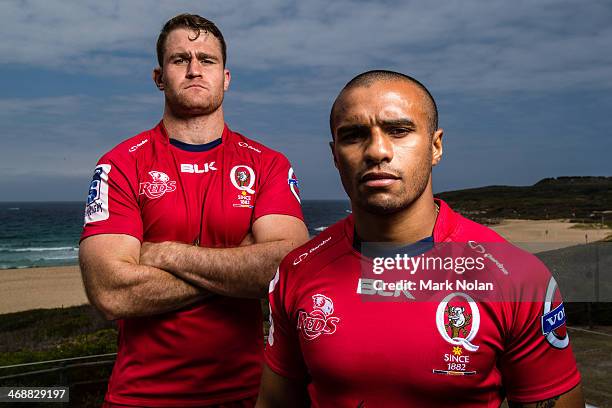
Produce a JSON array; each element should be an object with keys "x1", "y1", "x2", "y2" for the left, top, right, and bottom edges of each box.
[
  {"x1": 200, "y1": 58, "x2": 214, "y2": 64},
  {"x1": 174, "y1": 58, "x2": 188, "y2": 64},
  {"x1": 389, "y1": 127, "x2": 409, "y2": 135},
  {"x1": 338, "y1": 133, "x2": 362, "y2": 143}
]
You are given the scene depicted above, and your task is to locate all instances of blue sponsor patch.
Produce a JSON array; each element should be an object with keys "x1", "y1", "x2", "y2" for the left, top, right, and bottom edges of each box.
[
  {"x1": 541, "y1": 303, "x2": 566, "y2": 336},
  {"x1": 87, "y1": 166, "x2": 105, "y2": 205}
]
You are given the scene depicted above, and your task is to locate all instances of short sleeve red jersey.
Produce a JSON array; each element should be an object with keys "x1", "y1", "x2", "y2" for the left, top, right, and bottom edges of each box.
[
  {"x1": 81, "y1": 122, "x2": 303, "y2": 407},
  {"x1": 266, "y1": 199, "x2": 580, "y2": 407}
]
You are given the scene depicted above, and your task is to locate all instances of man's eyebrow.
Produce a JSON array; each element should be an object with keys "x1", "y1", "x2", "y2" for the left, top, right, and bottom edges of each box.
[
  {"x1": 336, "y1": 119, "x2": 417, "y2": 135},
  {"x1": 168, "y1": 51, "x2": 191, "y2": 59},
  {"x1": 195, "y1": 52, "x2": 219, "y2": 61},
  {"x1": 336, "y1": 124, "x2": 370, "y2": 135},
  {"x1": 379, "y1": 118, "x2": 416, "y2": 128}
]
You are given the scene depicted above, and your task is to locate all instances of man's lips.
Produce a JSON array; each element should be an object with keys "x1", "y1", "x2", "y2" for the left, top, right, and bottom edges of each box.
[
  {"x1": 185, "y1": 84, "x2": 207, "y2": 90},
  {"x1": 360, "y1": 172, "x2": 400, "y2": 187}
]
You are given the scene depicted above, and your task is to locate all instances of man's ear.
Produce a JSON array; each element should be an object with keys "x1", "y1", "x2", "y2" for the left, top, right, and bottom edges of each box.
[
  {"x1": 153, "y1": 67, "x2": 164, "y2": 91},
  {"x1": 329, "y1": 140, "x2": 338, "y2": 169},
  {"x1": 223, "y1": 68, "x2": 231, "y2": 91},
  {"x1": 432, "y1": 128, "x2": 444, "y2": 166}
]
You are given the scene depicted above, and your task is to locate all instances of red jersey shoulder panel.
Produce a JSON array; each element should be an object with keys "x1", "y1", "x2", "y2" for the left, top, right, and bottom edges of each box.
[{"x1": 279, "y1": 218, "x2": 350, "y2": 276}]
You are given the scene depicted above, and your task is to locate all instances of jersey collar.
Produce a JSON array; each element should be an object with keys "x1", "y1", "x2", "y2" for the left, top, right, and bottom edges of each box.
[
  {"x1": 343, "y1": 198, "x2": 459, "y2": 247},
  {"x1": 155, "y1": 120, "x2": 231, "y2": 146}
]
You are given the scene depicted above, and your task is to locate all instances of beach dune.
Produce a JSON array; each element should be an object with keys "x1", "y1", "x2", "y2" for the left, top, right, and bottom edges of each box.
[
  {"x1": 0, "y1": 266, "x2": 88, "y2": 314},
  {"x1": 490, "y1": 219, "x2": 611, "y2": 253}
]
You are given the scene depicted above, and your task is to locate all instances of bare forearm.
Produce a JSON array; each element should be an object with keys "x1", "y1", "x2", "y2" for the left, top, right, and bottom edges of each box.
[
  {"x1": 81, "y1": 260, "x2": 206, "y2": 320},
  {"x1": 148, "y1": 240, "x2": 293, "y2": 298}
]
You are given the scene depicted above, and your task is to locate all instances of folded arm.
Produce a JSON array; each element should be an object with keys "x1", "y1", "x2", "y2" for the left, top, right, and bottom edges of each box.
[
  {"x1": 79, "y1": 234, "x2": 208, "y2": 320},
  {"x1": 140, "y1": 214, "x2": 309, "y2": 298}
]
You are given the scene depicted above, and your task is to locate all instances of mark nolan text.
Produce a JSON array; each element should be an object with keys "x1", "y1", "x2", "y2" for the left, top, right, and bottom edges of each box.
[{"x1": 372, "y1": 279, "x2": 494, "y2": 292}]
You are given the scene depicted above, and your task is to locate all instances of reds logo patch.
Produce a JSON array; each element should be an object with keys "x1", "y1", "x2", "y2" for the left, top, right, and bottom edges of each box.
[
  {"x1": 436, "y1": 292, "x2": 480, "y2": 352},
  {"x1": 139, "y1": 171, "x2": 176, "y2": 199},
  {"x1": 297, "y1": 294, "x2": 340, "y2": 340},
  {"x1": 230, "y1": 165, "x2": 255, "y2": 194}
]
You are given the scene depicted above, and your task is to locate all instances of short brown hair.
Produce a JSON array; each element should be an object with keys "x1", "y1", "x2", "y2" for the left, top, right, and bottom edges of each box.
[
  {"x1": 156, "y1": 13, "x2": 227, "y2": 67},
  {"x1": 330, "y1": 70, "x2": 438, "y2": 136}
]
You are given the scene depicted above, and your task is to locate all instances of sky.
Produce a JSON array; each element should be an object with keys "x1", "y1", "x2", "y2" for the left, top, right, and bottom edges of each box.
[{"x1": 0, "y1": 0, "x2": 610, "y2": 201}]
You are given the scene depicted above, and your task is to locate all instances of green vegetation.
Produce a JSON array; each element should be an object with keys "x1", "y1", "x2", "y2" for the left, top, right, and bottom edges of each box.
[
  {"x1": 436, "y1": 176, "x2": 612, "y2": 224},
  {"x1": 0, "y1": 306, "x2": 116, "y2": 407}
]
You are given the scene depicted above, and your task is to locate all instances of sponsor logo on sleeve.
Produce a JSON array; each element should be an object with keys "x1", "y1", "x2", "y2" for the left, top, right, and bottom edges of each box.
[
  {"x1": 84, "y1": 164, "x2": 111, "y2": 224},
  {"x1": 288, "y1": 167, "x2": 301, "y2": 203},
  {"x1": 139, "y1": 171, "x2": 176, "y2": 199},
  {"x1": 297, "y1": 294, "x2": 340, "y2": 340},
  {"x1": 541, "y1": 277, "x2": 569, "y2": 349},
  {"x1": 237, "y1": 141, "x2": 262, "y2": 153},
  {"x1": 128, "y1": 138, "x2": 148, "y2": 153},
  {"x1": 292, "y1": 236, "x2": 332, "y2": 265}
]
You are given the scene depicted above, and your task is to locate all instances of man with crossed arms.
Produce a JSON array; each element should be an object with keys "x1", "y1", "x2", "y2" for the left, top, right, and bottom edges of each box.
[{"x1": 80, "y1": 13, "x2": 308, "y2": 407}]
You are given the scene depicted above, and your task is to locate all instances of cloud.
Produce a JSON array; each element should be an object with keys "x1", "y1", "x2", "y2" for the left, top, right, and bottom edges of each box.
[
  {"x1": 0, "y1": 93, "x2": 162, "y2": 179},
  {"x1": 1, "y1": 0, "x2": 610, "y2": 93}
]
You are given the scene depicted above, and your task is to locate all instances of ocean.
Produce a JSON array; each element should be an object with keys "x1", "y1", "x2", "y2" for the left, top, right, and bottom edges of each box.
[{"x1": 0, "y1": 200, "x2": 351, "y2": 270}]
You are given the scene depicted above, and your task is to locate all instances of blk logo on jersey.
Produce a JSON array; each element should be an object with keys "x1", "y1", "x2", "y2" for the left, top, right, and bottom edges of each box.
[
  {"x1": 297, "y1": 294, "x2": 340, "y2": 340},
  {"x1": 139, "y1": 171, "x2": 176, "y2": 199},
  {"x1": 180, "y1": 162, "x2": 217, "y2": 174},
  {"x1": 541, "y1": 277, "x2": 569, "y2": 349}
]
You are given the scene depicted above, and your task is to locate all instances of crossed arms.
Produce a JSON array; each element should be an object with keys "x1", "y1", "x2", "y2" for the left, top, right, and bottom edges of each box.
[{"x1": 79, "y1": 214, "x2": 308, "y2": 320}]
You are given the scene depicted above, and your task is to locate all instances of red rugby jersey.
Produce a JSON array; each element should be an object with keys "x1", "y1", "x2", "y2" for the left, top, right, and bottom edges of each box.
[
  {"x1": 81, "y1": 122, "x2": 303, "y2": 407},
  {"x1": 266, "y1": 199, "x2": 580, "y2": 407}
]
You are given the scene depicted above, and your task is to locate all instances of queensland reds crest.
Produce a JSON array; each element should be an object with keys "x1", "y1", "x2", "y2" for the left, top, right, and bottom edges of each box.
[
  {"x1": 230, "y1": 165, "x2": 256, "y2": 194},
  {"x1": 297, "y1": 294, "x2": 340, "y2": 340},
  {"x1": 139, "y1": 171, "x2": 176, "y2": 199},
  {"x1": 288, "y1": 167, "x2": 301, "y2": 203},
  {"x1": 436, "y1": 292, "x2": 480, "y2": 352},
  {"x1": 541, "y1": 277, "x2": 569, "y2": 349}
]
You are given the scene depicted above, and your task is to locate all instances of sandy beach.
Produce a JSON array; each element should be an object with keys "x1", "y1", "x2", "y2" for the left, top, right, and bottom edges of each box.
[
  {"x1": 490, "y1": 219, "x2": 611, "y2": 253},
  {"x1": 0, "y1": 219, "x2": 610, "y2": 314},
  {"x1": 0, "y1": 265, "x2": 88, "y2": 314}
]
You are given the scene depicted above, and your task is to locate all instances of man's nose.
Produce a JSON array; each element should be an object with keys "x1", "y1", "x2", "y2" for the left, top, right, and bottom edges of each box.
[
  {"x1": 364, "y1": 128, "x2": 393, "y2": 164},
  {"x1": 186, "y1": 59, "x2": 203, "y2": 78}
]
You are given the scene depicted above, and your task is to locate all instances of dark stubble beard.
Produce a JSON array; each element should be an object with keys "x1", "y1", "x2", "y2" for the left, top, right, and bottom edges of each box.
[{"x1": 353, "y1": 153, "x2": 432, "y2": 216}]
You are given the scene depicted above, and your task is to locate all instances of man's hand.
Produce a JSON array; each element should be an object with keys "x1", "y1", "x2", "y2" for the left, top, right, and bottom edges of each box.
[
  {"x1": 140, "y1": 232, "x2": 257, "y2": 269},
  {"x1": 137, "y1": 215, "x2": 308, "y2": 298},
  {"x1": 80, "y1": 234, "x2": 207, "y2": 320},
  {"x1": 140, "y1": 241, "x2": 165, "y2": 269}
]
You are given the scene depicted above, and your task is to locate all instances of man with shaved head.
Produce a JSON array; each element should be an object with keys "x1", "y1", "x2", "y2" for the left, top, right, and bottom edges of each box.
[{"x1": 257, "y1": 70, "x2": 583, "y2": 407}]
